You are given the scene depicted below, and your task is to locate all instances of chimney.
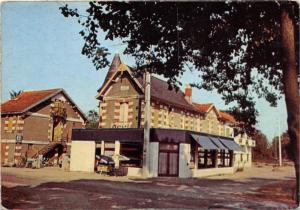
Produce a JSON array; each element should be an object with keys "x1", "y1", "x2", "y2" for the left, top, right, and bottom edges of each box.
[{"x1": 185, "y1": 84, "x2": 192, "y2": 104}]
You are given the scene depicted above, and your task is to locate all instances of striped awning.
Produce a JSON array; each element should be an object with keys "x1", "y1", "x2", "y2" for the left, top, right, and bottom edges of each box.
[
  {"x1": 191, "y1": 134, "x2": 219, "y2": 150},
  {"x1": 209, "y1": 136, "x2": 228, "y2": 151},
  {"x1": 219, "y1": 138, "x2": 245, "y2": 152}
]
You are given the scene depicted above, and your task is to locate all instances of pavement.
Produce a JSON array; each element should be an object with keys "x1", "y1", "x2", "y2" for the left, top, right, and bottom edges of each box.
[{"x1": 1, "y1": 163, "x2": 297, "y2": 209}]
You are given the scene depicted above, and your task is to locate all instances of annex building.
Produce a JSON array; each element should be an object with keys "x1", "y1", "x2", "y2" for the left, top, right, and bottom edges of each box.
[
  {"x1": 1, "y1": 88, "x2": 87, "y2": 166},
  {"x1": 70, "y1": 54, "x2": 256, "y2": 178}
]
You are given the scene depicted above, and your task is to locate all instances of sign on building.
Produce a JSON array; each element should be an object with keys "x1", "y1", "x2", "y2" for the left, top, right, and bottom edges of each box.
[{"x1": 16, "y1": 135, "x2": 23, "y2": 143}]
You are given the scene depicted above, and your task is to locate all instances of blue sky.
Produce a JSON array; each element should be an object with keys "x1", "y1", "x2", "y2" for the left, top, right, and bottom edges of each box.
[{"x1": 2, "y1": 2, "x2": 287, "y2": 141}]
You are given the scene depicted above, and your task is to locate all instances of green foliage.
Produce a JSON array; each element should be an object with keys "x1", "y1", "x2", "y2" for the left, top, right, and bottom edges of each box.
[
  {"x1": 59, "y1": 2, "x2": 299, "y2": 135},
  {"x1": 251, "y1": 130, "x2": 272, "y2": 161},
  {"x1": 9, "y1": 90, "x2": 23, "y2": 99},
  {"x1": 86, "y1": 109, "x2": 99, "y2": 129},
  {"x1": 271, "y1": 131, "x2": 294, "y2": 161}
]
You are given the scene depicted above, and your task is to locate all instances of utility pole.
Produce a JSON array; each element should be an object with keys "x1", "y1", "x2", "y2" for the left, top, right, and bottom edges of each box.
[
  {"x1": 278, "y1": 118, "x2": 282, "y2": 167},
  {"x1": 142, "y1": 70, "x2": 151, "y2": 177}
]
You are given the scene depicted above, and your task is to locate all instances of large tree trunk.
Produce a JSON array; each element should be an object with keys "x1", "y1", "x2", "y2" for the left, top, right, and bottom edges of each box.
[{"x1": 281, "y1": 7, "x2": 300, "y2": 206}]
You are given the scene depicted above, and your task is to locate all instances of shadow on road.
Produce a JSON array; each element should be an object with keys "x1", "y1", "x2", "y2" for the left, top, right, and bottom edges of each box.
[{"x1": 2, "y1": 176, "x2": 297, "y2": 209}]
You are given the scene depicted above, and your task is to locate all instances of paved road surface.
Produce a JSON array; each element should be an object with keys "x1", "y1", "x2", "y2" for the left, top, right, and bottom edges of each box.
[{"x1": 1, "y1": 164, "x2": 296, "y2": 209}]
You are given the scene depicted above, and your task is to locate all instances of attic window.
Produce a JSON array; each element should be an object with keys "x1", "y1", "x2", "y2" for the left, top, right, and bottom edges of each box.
[{"x1": 121, "y1": 85, "x2": 129, "y2": 91}]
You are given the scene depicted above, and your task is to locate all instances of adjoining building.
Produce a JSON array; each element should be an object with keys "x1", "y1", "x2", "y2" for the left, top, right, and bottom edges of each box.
[
  {"x1": 1, "y1": 88, "x2": 87, "y2": 166},
  {"x1": 70, "y1": 54, "x2": 255, "y2": 177}
]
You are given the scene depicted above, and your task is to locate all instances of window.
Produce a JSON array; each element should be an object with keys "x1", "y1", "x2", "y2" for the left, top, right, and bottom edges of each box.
[
  {"x1": 119, "y1": 102, "x2": 129, "y2": 125},
  {"x1": 120, "y1": 85, "x2": 129, "y2": 91},
  {"x1": 5, "y1": 117, "x2": 14, "y2": 133},
  {"x1": 198, "y1": 148, "x2": 215, "y2": 169},
  {"x1": 218, "y1": 150, "x2": 231, "y2": 167},
  {"x1": 104, "y1": 141, "x2": 115, "y2": 156},
  {"x1": 120, "y1": 143, "x2": 143, "y2": 167},
  {"x1": 28, "y1": 144, "x2": 33, "y2": 150},
  {"x1": 95, "y1": 143, "x2": 102, "y2": 156}
]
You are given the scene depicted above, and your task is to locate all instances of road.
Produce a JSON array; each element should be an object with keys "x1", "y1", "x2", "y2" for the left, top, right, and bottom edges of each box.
[{"x1": 1, "y1": 163, "x2": 296, "y2": 209}]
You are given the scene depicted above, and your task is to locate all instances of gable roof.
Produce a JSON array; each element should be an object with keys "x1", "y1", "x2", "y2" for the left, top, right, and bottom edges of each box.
[
  {"x1": 219, "y1": 111, "x2": 236, "y2": 124},
  {"x1": 1, "y1": 88, "x2": 87, "y2": 121},
  {"x1": 137, "y1": 76, "x2": 196, "y2": 112},
  {"x1": 96, "y1": 57, "x2": 197, "y2": 111},
  {"x1": 192, "y1": 103, "x2": 213, "y2": 114},
  {"x1": 96, "y1": 62, "x2": 144, "y2": 99},
  {"x1": 1, "y1": 89, "x2": 61, "y2": 114},
  {"x1": 97, "y1": 54, "x2": 237, "y2": 117},
  {"x1": 103, "y1": 54, "x2": 121, "y2": 85}
]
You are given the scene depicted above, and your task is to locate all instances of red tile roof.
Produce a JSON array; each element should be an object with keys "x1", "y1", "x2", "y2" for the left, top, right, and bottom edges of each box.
[
  {"x1": 192, "y1": 103, "x2": 213, "y2": 114},
  {"x1": 219, "y1": 111, "x2": 236, "y2": 124},
  {"x1": 1, "y1": 89, "x2": 61, "y2": 114}
]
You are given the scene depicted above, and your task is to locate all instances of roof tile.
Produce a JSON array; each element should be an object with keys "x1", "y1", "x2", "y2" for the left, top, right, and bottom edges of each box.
[
  {"x1": 1, "y1": 89, "x2": 61, "y2": 114},
  {"x1": 219, "y1": 111, "x2": 236, "y2": 124},
  {"x1": 192, "y1": 102, "x2": 213, "y2": 114}
]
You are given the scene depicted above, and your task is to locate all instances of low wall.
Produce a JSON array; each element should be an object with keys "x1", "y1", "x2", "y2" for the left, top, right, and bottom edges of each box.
[
  {"x1": 127, "y1": 167, "x2": 143, "y2": 177},
  {"x1": 149, "y1": 142, "x2": 159, "y2": 177},
  {"x1": 70, "y1": 140, "x2": 95, "y2": 172},
  {"x1": 179, "y1": 143, "x2": 192, "y2": 178},
  {"x1": 192, "y1": 167, "x2": 234, "y2": 178}
]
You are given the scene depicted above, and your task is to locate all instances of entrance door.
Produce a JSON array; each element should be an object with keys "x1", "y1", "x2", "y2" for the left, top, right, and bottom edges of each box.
[{"x1": 158, "y1": 143, "x2": 179, "y2": 177}]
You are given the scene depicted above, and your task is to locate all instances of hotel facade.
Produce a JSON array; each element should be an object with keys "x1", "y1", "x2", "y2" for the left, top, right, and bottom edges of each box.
[{"x1": 70, "y1": 54, "x2": 255, "y2": 177}]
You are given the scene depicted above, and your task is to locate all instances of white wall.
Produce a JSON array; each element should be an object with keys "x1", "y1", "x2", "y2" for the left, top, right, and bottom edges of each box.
[
  {"x1": 149, "y1": 142, "x2": 159, "y2": 177},
  {"x1": 70, "y1": 140, "x2": 95, "y2": 172},
  {"x1": 127, "y1": 167, "x2": 143, "y2": 177},
  {"x1": 193, "y1": 167, "x2": 234, "y2": 178},
  {"x1": 179, "y1": 143, "x2": 192, "y2": 178},
  {"x1": 113, "y1": 141, "x2": 120, "y2": 168}
]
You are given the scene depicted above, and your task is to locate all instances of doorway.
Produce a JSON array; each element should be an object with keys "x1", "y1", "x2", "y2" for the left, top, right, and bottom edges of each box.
[{"x1": 158, "y1": 143, "x2": 179, "y2": 177}]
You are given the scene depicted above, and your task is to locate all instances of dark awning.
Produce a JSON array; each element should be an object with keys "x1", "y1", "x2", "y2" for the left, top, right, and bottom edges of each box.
[
  {"x1": 72, "y1": 128, "x2": 144, "y2": 142},
  {"x1": 151, "y1": 129, "x2": 188, "y2": 143},
  {"x1": 191, "y1": 134, "x2": 219, "y2": 150},
  {"x1": 219, "y1": 138, "x2": 244, "y2": 152},
  {"x1": 209, "y1": 136, "x2": 228, "y2": 151}
]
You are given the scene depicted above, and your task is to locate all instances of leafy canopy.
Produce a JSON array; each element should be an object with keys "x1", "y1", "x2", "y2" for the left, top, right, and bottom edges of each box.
[{"x1": 60, "y1": 2, "x2": 299, "y2": 134}]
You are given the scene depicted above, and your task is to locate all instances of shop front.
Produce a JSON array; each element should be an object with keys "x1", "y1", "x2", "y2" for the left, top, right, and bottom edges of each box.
[{"x1": 70, "y1": 128, "x2": 244, "y2": 178}]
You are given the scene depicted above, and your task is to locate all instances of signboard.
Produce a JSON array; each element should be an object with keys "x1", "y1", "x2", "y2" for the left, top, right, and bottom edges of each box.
[{"x1": 16, "y1": 135, "x2": 23, "y2": 143}]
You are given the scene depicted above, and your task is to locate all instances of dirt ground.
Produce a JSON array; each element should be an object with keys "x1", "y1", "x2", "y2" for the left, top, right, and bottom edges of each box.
[{"x1": 1, "y1": 163, "x2": 297, "y2": 209}]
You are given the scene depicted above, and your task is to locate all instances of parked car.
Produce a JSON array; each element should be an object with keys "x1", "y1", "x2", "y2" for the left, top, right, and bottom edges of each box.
[{"x1": 96, "y1": 155, "x2": 115, "y2": 175}]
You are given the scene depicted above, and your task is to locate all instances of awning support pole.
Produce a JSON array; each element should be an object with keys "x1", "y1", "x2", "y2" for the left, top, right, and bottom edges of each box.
[
  {"x1": 214, "y1": 150, "x2": 218, "y2": 168},
  {"x1": 195, "y1": 145, "x2": 199, "y2": 169},
  {"x1": 229, "y1": 151, "x2": 234, "y2": 167}
]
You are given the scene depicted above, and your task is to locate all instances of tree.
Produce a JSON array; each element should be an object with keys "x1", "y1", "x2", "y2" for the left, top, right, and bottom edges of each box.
[
  {"x1": 271, "y1": 131, "x2": 293, "y2": 161},
  {"x1": 9, "y1": 90, "x2": 23, "y2": 99},
  {"x1": 251, "y1": 131, "x2": 272, "y2": 161},
  {"x1": 60, "y1": 1, "x2": 300, "y2": 204},
  {"x1": 86, "y1": 109, "x2": 99, "y2": 128}
]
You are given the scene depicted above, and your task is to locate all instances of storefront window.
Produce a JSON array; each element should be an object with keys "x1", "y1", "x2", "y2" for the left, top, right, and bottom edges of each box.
[
  {"x1": 120, "y1": 142, "x2": 143, "y2": 168},
  {"x1": 198, "y1": 148, "x2": 215, "y2": 168}
]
